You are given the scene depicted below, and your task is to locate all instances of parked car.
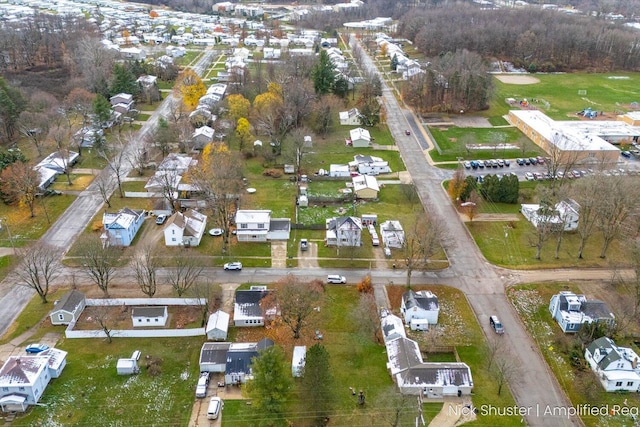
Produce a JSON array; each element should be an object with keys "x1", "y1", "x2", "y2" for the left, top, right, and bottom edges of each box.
[
  {"x1": 300, "y1": 239, "x2": 308, "y2": 251},
  {"x1": 207, "y1": 397, "x2": 223, "y2": 420},
  {"x1": 490, "y1": 315, "x2": 504, "y2": 334},
  {"x1": 516, "y1": 158, "x2": 525, "y2": 166},
  {"x1": 497, "y1": 159, "x2": 505, "y2": 167},
  {"x1": 504, "y1": 159, "x2": 511, "y2": 167},
  {"x1": 25, "y1": 343, "x2": 49, "y2": 354},
  {"x1": 621, "y1": 151, "x2": 632, "y2": 158},
  {"x1": 196, "y1": 372, "x2": 210, "y2": 398},
  {"x1": 524, "y1": 172, "x2": 535, "y2": 181},
  {"x1": 529, "y1": 157, "x2": 538, "y2": 165},
  {"x1": 405, "y1": 129, "x2": 411, "y2": 135},
  {"x1": 463, "y1": 161, "x2": 471, "y2": 169},
  {"x1": 155, "y1": 214, "x2": 167, "y2": 225},
  {"x1": 536, "y1": 156, "x2": 545, "y2": 165},
  {"x1": 477, "y1": 160, "x2": 485, "y2": 168},
  {"x1": 223, "y1": 262, "x2": 242, "y2": 271},
  {"x1": 524, "y1": 158, "x2": 531, "y2": 165},
  {"x1": 327, "y1": 274, "x2": 347, "y2": 284}
]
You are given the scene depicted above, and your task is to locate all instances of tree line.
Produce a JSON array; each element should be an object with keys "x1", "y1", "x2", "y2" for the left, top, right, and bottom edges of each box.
[{"x1": 397, "y1": 5, "x2": 640, "y2": 72}]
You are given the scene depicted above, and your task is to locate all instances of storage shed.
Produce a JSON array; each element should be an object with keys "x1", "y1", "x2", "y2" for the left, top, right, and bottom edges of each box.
[
  {"x1": 206, "y1": 310, "x2": 230, "y2": 341},
  {"x1": 131, "y1": 306, "x2": 168, "y2": 327},
  {"x1": 116, "y1": 358, "x2": 140, "y2": 375}
]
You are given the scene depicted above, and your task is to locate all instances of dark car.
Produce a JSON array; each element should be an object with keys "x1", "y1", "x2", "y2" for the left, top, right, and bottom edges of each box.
[
  {"x1": 516, "y1": 158, "x2": 525, "y2": 166},
  {"x1": 405, "y1": 129, "x2": 411, "y2": 135},
  {"x1": 529, "y1": 157, "x2": 538, "y2": 165}
]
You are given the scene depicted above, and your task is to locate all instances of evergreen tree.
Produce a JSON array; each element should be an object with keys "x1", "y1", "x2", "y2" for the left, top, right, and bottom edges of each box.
[
  {"x1": 302, "y1": 344, "x2": 334, "y2": 426},
  {"x1": 332, "y1": 75, "x2": 350, "y2": 98},
  {"x1": 460, "y1": 175, "x2": 477, "y2": 201},
  {"x1": 92, "y1": 94, "x2": 112, "y2": 128},
  {"x1": 109, "y1": 63, "x2": 140, "y2": 98},
  {"x1": 246, "y1": 346, "x2": 292, "y2": 426},
  {"x1": 311, "y1": 50, "x2": 336, "y2": 95},
  {"x1": 0, "y1": 77, "x2": 26, "y2": 142},
  {"x1": 391, "y1": 53, "x2": 399, "y2": 71}
]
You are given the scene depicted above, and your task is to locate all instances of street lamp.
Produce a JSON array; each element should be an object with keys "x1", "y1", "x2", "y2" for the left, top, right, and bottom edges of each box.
[{"x1": 0, "y1": 218, "x2": 15, "y2": 252}]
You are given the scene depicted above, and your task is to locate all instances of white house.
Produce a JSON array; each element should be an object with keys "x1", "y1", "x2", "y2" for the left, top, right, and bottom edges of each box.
[
  {"x1": 349, "y1": 127, "x2": 371, "y2": 147},
  {"x1": 326, "y1": 216, "x2": 362, "y2": 247},
  {"x1": 351, "y1": 154, "x2": 392, "y2": 175},
  {"x1": 234, "y1": 287, "x2": 272, "y2": 327},
  {"x1": 49, "y1": 290, "x2": 86, "y2": 326},
  {"x1": 163, "y1": 209, "x2": 207, "y2": 247},
  {"x1": 339, "y1": 108, "x2": 361, "y2": 126},
  {"x1": 584, "y1": 337, "x2": 640, "y2": 392},
  {"x1": 292, "y1": 346, "x2": 306, "y2": 378},
  {"x1": 235, "y1": 210, "x2": 291, "y2": 242},
  {"x1": 102, "y1": 208, "x2": 146, "y2": 247},
  {"x1": 381, "y1": 312, "x2": 406, "y2": 344},
  {"x1": 380, "y1": 220, "x2": 405, "y2": 249},
  {"x1": 157, "y1": 153, "x2": 197, "y2": 174},
  {"x1": 549, "y1": 291, "x2": 615, "y2": 333},
  {"x1": 199, "y1": 342, "x2": 231, "y2": 373},
  {"x1": 352, "y1": 175, "x2": 380, "y2": 199},
  {"x1": 521, "y1": 199, "x2": 580, "y2": 231},
  {"x1": 192, "y1": 125, "x2": 215, "y2": 149},
  {"x1": 0, "y1": 349, "x2": 68, "y2": 412},
  {"x1": 131, "y1": 306, "x2": 168, "y2": 327},
  {"x1": 329, "y1": 164, "x2": 351, "y2": 177},
  {"x1": 206, "y1": 310, "x2": 230, "y2": 341},
  {"x1": 401, "y1": 290, "x2": 439, "y2": 330}
]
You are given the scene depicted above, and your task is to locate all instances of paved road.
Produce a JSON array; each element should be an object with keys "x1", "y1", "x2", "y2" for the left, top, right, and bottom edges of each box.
[
  {"x1": 351, "y1": 36, "x2": 578, "y2": 426},
  {"x1": 0, "y1": 49, "x2": 218, "y2": 340}
]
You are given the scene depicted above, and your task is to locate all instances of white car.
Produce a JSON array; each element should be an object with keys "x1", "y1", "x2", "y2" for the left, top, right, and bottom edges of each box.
[
  {"x1": 524, "y1": 172, "x2": 534, "y2": 181},
  {"x1": 223, "y1": 262, "x2": 242, "y2": 271},
  {"x1": 195, "y1": 372, "x2": 209, "y2": 398},
  {"x1": 327, "y1": 275, "x2": 346, "y2": 284},
  {"x1": 207, "y1": 397, "x2": 223, "y2": 420}
]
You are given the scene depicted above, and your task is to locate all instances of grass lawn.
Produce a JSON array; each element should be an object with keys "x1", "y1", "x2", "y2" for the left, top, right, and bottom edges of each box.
[
  {"x1": 121, "y1": 180, "x2": 148, "y2": 192},
  {"x1": 485, "y1": 72, "x2": 640, "y2": 122},
  {"x1": 17, "y1": 336, "x2": 202, "y2": 427},
  {"x1": 386, "y1": 285, "x2": 521, "y2": 426},
  {"x1": 467, "y1": 220, "x2": 629, "y2": 269},
  {"x1": 508, "y1": 283, "x2": 640, "y2": 426},
  {"x1": 238, "y1": 177, "x2": 297, "y2": 218},
  {"x1": 49, "y1": 174, "x2": 95, "y2": 191},
  {"x1": 137, "y1": 113, "x2": 151, "y2": 121},
  {"x1": 0, "y1": 194, "x2": 75, "y2": 248},
  {"x1": 429, "y1": 126, "x2": 544, "y2": 162},
  {"x1": 72, "y1": 150, "x2": 108, "y2": 170}
]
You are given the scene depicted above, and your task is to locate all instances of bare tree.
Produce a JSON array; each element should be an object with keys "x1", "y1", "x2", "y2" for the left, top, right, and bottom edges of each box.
[
  {"x1": 47, "y1": 123, "x2": 74, "y2": 185},
  {"x1": 351, "y1": 292, "x2": 382, "y2": 344},
  {"x1": 373, "y1": 386, "x2": 418, "y2": 427},
  {"x1": 167, "y1": 249, "x2": 204, "y2": 296},
  {"x1": 132, "y1": 244, "x2": 160, "y2": 298},
  {"x1": 18, "y1": 111, "x2": 50, "y2": 157},
  {"x1": 78, "y1": 235, "x2": 119, "y2": 297},
  {"x1": 128, "y1": 145, "x2": 148, "y2": 176},
  {"x1": 282, "y1": 127, "x2": 313, "y2": 175},
  {"x1": 12, "y1": 245, "x2": 61, "y2": 303},
  {"x1": 98, "y1": 133, "x2": 131, "y2": 198},
  {"x1": 0, "y1": 162, "x2": 40, "y2": 217},
  {"x1": 595, "y1": 176, "x2": 639, "y2": 258},
  {"x1": 465, "y1": 190, "x2": 481, "y2": 222},
  {"x1": 404, "y1": 212, "x2": 447, "y2": 287},
  {"x1": 265, "y1": 275, "x2": 323, "y2": 339},
  {"x1": 151, "y1": 169, "x2": 180, "y2": 213},
  {"x1": 92, "y1": 304, "x2": 116, "y2": 344},
  {"x1": 74, "y1": 36, "x2": 116, "y2": 96},
  {"x1": 93, "y1": 171, "x2": 113, "y2": 208},
  {"x1": 529, "y1": 186, "x2": 558, "y2": 260},
  {"x1": 493, "y1": 352, "x2": 519, "y2": 396},
  {"x1": 572, "y1": 176, "x2": 600, "y2": 259},
  {"x1": 485, "y1": 335, "x2": 505, "y2": 371}
]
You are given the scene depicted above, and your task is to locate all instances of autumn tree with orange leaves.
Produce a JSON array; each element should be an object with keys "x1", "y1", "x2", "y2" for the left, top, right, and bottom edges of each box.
[{"x1": 1, "y1": 162, "x2": 40, "y2": 217}]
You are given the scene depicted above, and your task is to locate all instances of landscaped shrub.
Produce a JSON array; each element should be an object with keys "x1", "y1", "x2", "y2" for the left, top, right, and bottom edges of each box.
[
  {"x1": 263, "y1": 168, "x2": 283, "y2": 178},
  {"x1": 356, "y1": 275, "x2": 373, "y2": 294}
]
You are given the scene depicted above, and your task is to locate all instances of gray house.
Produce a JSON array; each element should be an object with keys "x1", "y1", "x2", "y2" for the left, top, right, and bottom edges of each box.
[
  {"x1": 224, "y1": 339, "x2": 274, "y2": 385},
  {"x1": 49, "y1": 290, "x2": 86, "y2": 326},
  {"x1": 199, "y1": 342, "x2": 231, "y2": 373}
]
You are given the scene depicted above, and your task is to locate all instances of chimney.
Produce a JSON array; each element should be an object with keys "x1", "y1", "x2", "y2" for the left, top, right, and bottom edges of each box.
[{"x1": 633, "y1": 358, "x2": 638, "y2": 369}]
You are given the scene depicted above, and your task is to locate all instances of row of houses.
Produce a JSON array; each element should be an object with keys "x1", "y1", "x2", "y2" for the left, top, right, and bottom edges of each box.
[{"x1": 329, "y1": 154, "x2": 392, "y2": 177}]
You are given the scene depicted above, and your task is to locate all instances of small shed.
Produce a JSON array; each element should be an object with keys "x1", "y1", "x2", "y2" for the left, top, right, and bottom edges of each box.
[
  {"x1": 292, "y1": 346, "x2": 306, "y2": 377},
  {"x1": 50, "y1": 290, "x2": 86, "y2": 326},
  {"x1": 284, "y1": 164, "x2": 295, "y2": 174},
  {"x1": 206, "y1": 310, "x2": 230, "y2": 341},
  {"x1": 410, "y1": 319, "x2": 429, "y2": 331},
  {"x1": 298, "y1": 195, "x2": 308, "y2": 207},
  {"x1": 131, "y1": 306, "x2": 168, "y2": 327},
  {"x1": 117, "y1": 358, "x2": 140, "y2": 375},
  {"x1": 361, "y1": 214, "x2": 377, "y2": 227}
]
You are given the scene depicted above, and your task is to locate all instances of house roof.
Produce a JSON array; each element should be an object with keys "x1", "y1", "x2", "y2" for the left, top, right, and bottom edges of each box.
[
  {"x1": 234, "y1": 290, "x2": 270, "y2": 319},
  {"x1": 235, "y1": 210, "x2": 271, "y2": 224},
  {"x1": 53, "y1": 290, "x2": 85, "y2": 314},
  {"x1": 352, "y1": 175, "x2": 379, "y2": 192},
  {"x1": 269, "y1": 218, "x2": 291, "y2": 232},
  {"x1": 403, "y1": 290, "x2": 439, "y2": 312},
  {"x1": 385, "y1": 337, "x2": 423, "y2": 374},
  {"x1": 192, "y1": 125, "x2": 214, "y2": 139},
  {"x1": 200, "y1": 342, "x2": 231, "y2": 364},
  {"x1": 0, "y1": 356, "x2": 48, "y2": 386},
  {"x1": 36, "y1": 151, "x2": 79, "y2": 173},
  {"x1": 131, "y1": 306, "x2": 167, "y2": 318},
  {"x1": 225, "y1": 350, "x2": 255, "y2": 375},
  {"x1": 398, "y1": 363, "x2": 473, "y2": 388},
  {"x1": 158, "y1": 153, "x2": 197, "y2": 172},
  {"x1": 353, "y1": 154, "x2": 383, "y2": 164},
  {"x1": 165, "y1": 210, "x2": 207, "y2": 238},
  {"x1": 103, "y1": 208, "x2": 145, "y2": 230},
  {"x1": 327, "y1": 216, "x2": 362, "y2": 232},
  {"x1": 206, "y1": 310, "x2": 230, "y2": 333},
  {"x1": 40, "y1": 348, "x2": 67, "y2": 371},
  {"x1": 381, "y1": 314, "x2": 407, "y2": 343},
  {"x1": 350, "y1": 127, "x2": 371, "y2": 142}
]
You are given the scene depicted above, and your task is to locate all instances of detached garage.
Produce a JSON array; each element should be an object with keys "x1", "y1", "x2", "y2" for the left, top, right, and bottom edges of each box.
[
  {"x1": 200, "y1": 342, "x2": 231, "y2": 373},
  {"x1": 131, "y1": 306, "x2": 168, "y2": 327}
]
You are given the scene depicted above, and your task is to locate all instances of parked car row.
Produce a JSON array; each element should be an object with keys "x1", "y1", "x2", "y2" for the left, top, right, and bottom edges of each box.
[
  {"x1": 524, "y1": 168, "x2": 637, "y2": 181},
  {"x1": 516, "y1": 156, "x2": 547, "y2": 166},
  {"x1": 465, "y1": 159, "x2": 511, "y2": 170}
]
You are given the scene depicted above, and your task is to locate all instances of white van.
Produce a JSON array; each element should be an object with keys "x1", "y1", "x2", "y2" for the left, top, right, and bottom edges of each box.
[
  {"x1": 207, "y1": 397, "x2": 223, "y2": 420},
  {"x1": 327, "y1": 275, "x2": 346, "y2": 284}
]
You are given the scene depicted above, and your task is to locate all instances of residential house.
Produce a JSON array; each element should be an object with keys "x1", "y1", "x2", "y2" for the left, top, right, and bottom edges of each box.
[
  {"x1": 199, "y1": 342, "x2": 231, "y2": 372},
  {"x1": 206, "y1": 310, "x2": 230, "y2": 341},
  {"x1": 0, "y1": 349, "x2": 68, "y2": 412},
  {"x1": 234, "y1": 286, "x2": 272, "y2": 327},
  {"x1": 224, "y1": 339, "x2": 273, "y2": 385},
  {"x1": 339, "y1": 108, "x2": 362, "y2": 126},
  {"x1": 109, "y1": 93, "x2": 134, "y2": 114},
  {"x1": 549, "y1": 291, "x2": 615, "y2": 333},
  {"x1": 380, "y1": 220, "x2": 405, "y2": 249},
  {"x1": 131, "y1": 306, "x2": 168, "y2": 327},
  {"x1": 401, "y1": 290, "x2": 439, "y2": 330},
  {"x1": 235, "y1": 210, "x2": 291, "y2": 242},
  {"x1": 73, "y1": 127, "x2": 104, "y2": 148},
  {"x1": 49, "y1": 290, "x2": 86, "y2": 326},
  {"x1": 348, "y1": 127, "x2": 371, "y2": 147},
  {"x1": 521, "y1": 199, "x2": 580, "y2": 231},
  {"x1": 34, "y1": 150, "x2": 80, "y2": 190},
  {"x1": 163, "y1": 209, "x2": 207, "y2": 247},
  {"x1": 382, "y1": 317, "x2": 473, "y2": 397},
  {"x1": 351, "y1": 154, "x2": 392, "y2": 175},
  {"x1": 381, "y1": 312, "x2": 406, "y2": 344},
  {"x1": 329, "y1": 164, "x2": 351, "y2": 178},
  {"x1": 325, "y1": 216, "x2": 362, "y2": 247},
  {"x1": 137, "y1": 75, "x2": 161, "y2": 103},
  {"x1": 102, "y1": 208, "x2": 146, "y2": 247},
  {"x1": 191, "y1": 125, "x2": 215, "y2": 150},
  {"x1": 584, "y1": 337, "x2": 640, "y2": 392},
  {"x1": 158, "y1": 153, "x2": 197, "y2": 174},
  {"x1": 292, "y1": 346, "x2": 306, "y2": 378},
  {"x1": 352, "y1": 175, "x2": 380, "y2": 199}
]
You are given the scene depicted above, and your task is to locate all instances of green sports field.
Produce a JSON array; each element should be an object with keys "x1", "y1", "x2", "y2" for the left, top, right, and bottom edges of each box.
[{"x1": 484, "y1": 72, "x2": 640, "y2": 121}]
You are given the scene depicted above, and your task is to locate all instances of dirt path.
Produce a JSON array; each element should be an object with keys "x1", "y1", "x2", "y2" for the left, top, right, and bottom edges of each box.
[
  {"x1": 271, "y1": 241, "x2": 287, "y2": 268},
  {"x1": 429, "y1": 397, "x2": 476, "y2": 427},
  {"x1": 460, "y1": 213, "x2": 520, "y2": 222}
]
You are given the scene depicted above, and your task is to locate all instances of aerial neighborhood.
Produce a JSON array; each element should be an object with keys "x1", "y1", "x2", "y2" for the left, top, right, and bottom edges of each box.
[{"x1": 1, "y1": 0, "x2": 640, "y2": 425}]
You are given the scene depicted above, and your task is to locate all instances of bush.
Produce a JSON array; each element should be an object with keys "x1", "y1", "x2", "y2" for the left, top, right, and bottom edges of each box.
[
  {"x1": 356, "y1": 275, "x2": 373, "y2": 294},
  {"x1": 263, "y1": 168, "x2": 283, "y2": 178}
]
